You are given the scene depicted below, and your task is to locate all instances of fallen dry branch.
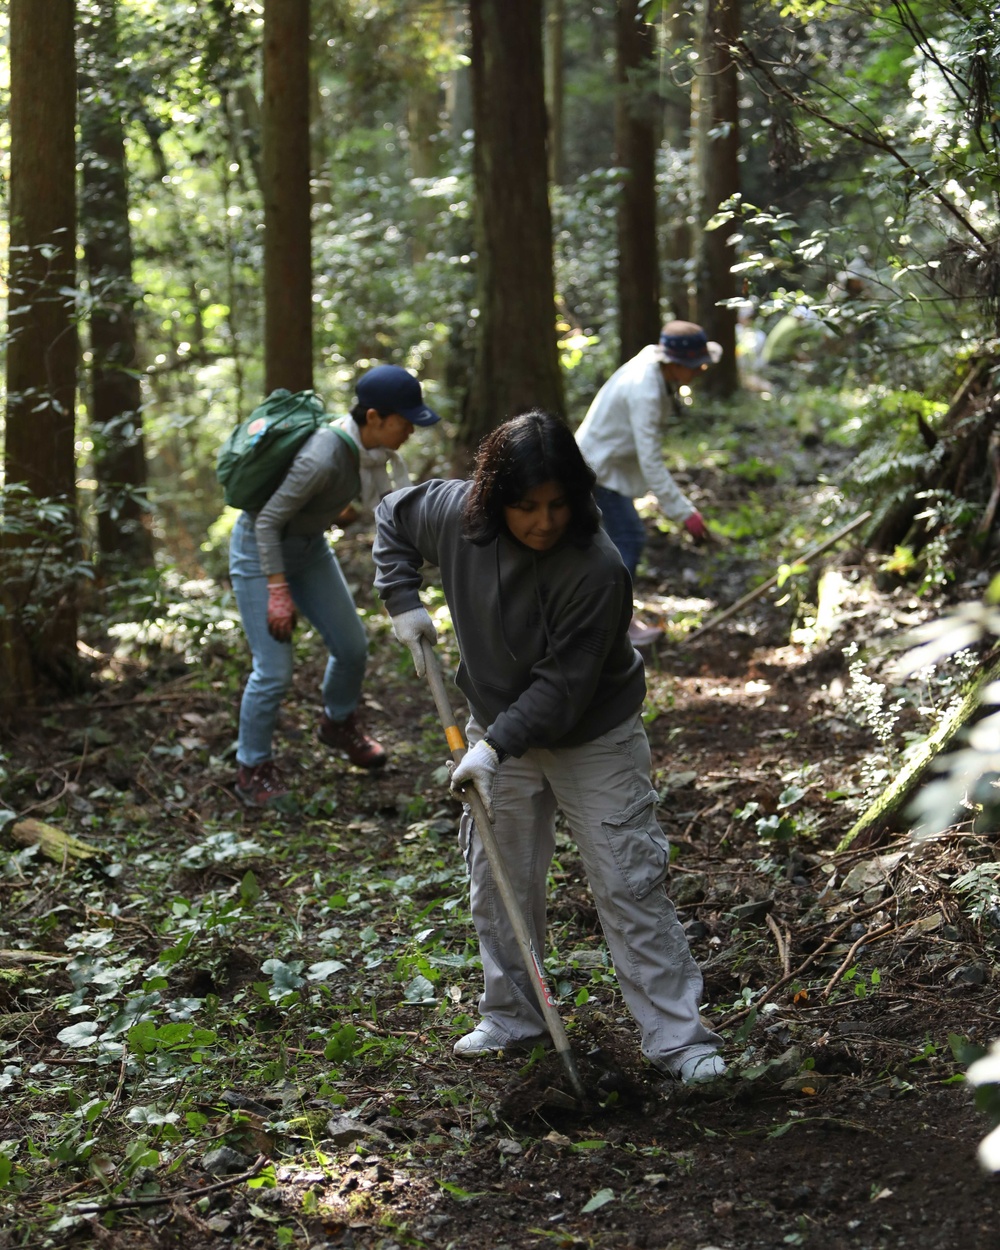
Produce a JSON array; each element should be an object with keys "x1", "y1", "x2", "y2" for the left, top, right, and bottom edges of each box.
[
  {"x1": 71, "y1": 1153, "x2": 270, "y2": 1214},
  {"x1": 685, "y1": 511, "x2": 872, "y2": 642},
  {"x1": 766, "y1": 912, "x2": 791, "y2": 977},
  {"x1": 0, "y1": 950, "x2": 69, "y2": 965},
  {"x1": 716, "y1": 899, "x2": 894, "y2": 1028},
  {"x1": 820, "y1": 917, "x2": 923, "y2": 998}
]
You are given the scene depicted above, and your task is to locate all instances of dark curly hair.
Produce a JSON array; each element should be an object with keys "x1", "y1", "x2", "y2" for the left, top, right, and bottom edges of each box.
[{"x1": 462, "y1": 410, "x2": 600, "y2": 545}]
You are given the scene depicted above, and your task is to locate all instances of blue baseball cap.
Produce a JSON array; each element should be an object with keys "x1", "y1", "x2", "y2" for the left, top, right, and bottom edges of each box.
[{"x1": 356, "y1": 365, "x2": 440, "y2": 427}]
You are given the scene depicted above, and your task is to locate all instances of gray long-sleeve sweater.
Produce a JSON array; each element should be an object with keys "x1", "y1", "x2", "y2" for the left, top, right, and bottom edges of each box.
[
  {"x1": 251, "y1": 428, "x2": 360, "y2": 576},
  {"x1": 373, "y1": 479, "x2": 646, "y2": 758}
]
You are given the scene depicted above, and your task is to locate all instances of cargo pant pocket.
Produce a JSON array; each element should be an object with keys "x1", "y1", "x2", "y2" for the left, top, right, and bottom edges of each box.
[{"x1": 601, "y1": 789, "x2": 670, "y2": 901}]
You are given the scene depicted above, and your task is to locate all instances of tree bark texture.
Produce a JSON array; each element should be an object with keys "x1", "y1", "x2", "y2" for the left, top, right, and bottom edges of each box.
[
  {"x1": 445, "y1": 6, "x2": 473, "y2": 146},
  {"x1": 660, "y1": 0, "x2": 693, "y2": 321},
  {"x1": 2, "y1": 0, "x2": 79, "y2": 712},
  {"x1": 80, "y1": 0, "x2": 154, "y2": 569},
  {"x1": 546, "y1": 0, "x2": 565, "y2": 186},
  {"x1": 615, "y1": 0, "x2": 661, "y2": 363},
  {"x1": 460, "y1": 0, "x2": 564, "y2": 465},
  {"x1": 263, "y1": 0, "x2": 313, "y2": 394},
  {"x1": 407, "y1": 71, "x2": 445, "y2": 265},
  {"x1": 693, "y1": 0, "x2": 740, "y2": 396},
  {"x1": 5, "y1": 1, "x2": 78, "y2": 500}
]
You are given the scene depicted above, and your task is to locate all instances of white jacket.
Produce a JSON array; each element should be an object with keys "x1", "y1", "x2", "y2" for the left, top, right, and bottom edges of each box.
[{"x1": 576, "y1": 345, "x2": 694, "y2": 524}]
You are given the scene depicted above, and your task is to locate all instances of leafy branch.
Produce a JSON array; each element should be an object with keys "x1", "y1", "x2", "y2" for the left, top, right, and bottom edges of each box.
[{"x1": 732, "y1": 37, "x2": 993, "y2": 250}]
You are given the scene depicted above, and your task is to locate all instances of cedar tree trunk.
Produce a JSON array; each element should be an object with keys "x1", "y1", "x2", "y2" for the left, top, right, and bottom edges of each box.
[
  {"x1": 80, "y1": 0, "x2": 154, "y2": 569},
  {"x1": 546, "y1": 0, "x2": 565, "y2": 187},
  {"x1": 661, "y1": 0, "x2": 693, "y2": 321},
  {"x1": 693, "y1": 0, "x2": 740, "y2": 396},
  {"x1": 1, "y1": 0, "x2": 79, "y2": 713},
  {"x1": 459, "y1": 0, "x2": 564, "y2": 467},
  {"x1": 263, "y1": 0, "x2": 313, "y2": 394},
  {"x1": 615, "y1": 0, "x2": 661, "y2": 363}
]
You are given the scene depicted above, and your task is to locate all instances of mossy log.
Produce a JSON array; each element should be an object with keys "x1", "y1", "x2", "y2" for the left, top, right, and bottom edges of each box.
[
  {"x1": 8, "y1": 818, "x2": 102, "y2": 862},
  {"x1": 837, "y1": 652, "x2": 1000, "y2": 852}
]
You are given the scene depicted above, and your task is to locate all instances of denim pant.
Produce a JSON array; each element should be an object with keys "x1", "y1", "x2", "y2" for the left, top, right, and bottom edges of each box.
[
  {"x1": 458, "y1": 712, "x2": 720, "y2": 1072},
  {"x1": 594, "y1": 485, "x2": 645, "y2": 581},
  {"x1": 229, "y1": 513, "x2": 368, "y2": 767}
]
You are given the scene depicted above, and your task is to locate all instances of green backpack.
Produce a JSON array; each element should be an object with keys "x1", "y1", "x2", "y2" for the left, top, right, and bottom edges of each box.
[{"x1": 216, "y1": 389, "x2": 359, "y2": 512}]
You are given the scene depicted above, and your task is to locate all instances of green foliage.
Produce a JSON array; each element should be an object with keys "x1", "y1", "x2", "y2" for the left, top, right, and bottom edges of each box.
[
  {"x1": 898, "y1": 603, "x2": 1000, "y2": 840},
  {"x1": 950, "y1": 863, "x2": 1000, "y2": 925},
  {"x1": 0, "y1": 486, "x2": 94, "y2": 633}
]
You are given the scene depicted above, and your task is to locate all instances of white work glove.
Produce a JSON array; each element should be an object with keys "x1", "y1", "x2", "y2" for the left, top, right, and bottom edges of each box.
[
  {"x1": 390, "y1": 607, "x2": 438, "y2": 678},
  {"x1": 449, "y1": 739, "x2": 500, "y2": 819}
]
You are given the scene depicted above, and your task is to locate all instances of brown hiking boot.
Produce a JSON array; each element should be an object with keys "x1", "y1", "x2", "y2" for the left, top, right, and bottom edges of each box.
[
  {"x1": 318, "y1": 711, "x2": 387, "y2": 770},
  {"x1": 235, "y1": 760, "x2": 292, "y2": 808}
]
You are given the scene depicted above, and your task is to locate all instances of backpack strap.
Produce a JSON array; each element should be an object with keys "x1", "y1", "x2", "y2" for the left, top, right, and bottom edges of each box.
[{"x1": 329, "y1": 418, "x2": 361, "y2": 465}]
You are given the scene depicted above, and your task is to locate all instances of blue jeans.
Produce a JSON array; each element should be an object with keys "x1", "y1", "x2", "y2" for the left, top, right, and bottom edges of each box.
[
  {"x1": 594, "y1": 485, "x2": 645, "y2": 581},
  {"x1": 229, "y1": 513, "x2": 368, "y2": 766}
]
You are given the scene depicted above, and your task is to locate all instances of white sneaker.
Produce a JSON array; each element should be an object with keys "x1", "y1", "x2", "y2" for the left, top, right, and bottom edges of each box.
[
  {"x1": 676, "y1": 1051, "x2": 727, "y2": 1084},
  {"x1": 453, "y1": 1025, "x2": 547, "y2": 1057}
]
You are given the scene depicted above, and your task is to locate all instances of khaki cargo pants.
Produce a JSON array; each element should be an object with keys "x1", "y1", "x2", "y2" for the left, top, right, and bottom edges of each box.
[{"x1": 459, "y1": 711, "x2": 720, "y2": 1072}]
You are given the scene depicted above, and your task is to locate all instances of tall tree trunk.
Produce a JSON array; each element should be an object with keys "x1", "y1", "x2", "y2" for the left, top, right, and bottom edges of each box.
[
  {"x1": 693, "y1": 0, "x2": 740, "y2": 396},
  {"x1": 445, "y1": 6, "x2": 473, "y2": 147},
  {"x1": 262, "y1": 0, "x2": 313, "y2": 394},
  {"x1": 1, "y1": 0, "x2": 79, "y2": 713},
  {"x1": 459, "y1": 0, "x2": 564, "y2": 468},
  {"x1": 661, "y1": 0, "x2": 693, "y2": 321},
  {"x1": 615, "y1": 0, "x2": 661, "y2": 363},
  {"x1": 80, "y1": 0, "x2": 154, "y2": 570},
  {"x1": 407, "y1": 76, "x2": 443, "y2": 265},
  {"x1": 546, "y1": 0, "x2": 565, "y2": 187}
]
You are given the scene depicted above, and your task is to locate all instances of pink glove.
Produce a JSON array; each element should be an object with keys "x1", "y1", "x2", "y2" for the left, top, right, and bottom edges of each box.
[
  {"x1": 683, "y1": 511, "x2": 709, "y2": 542},
  {"x1": 267, "y1": 581, "x2": 297, "y2": 642}
]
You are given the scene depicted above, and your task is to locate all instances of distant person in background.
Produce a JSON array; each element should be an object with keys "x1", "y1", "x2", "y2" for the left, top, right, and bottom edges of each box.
[
  {"x1": 760, "y1": 304, "x2": 828, "y2": 372},
  {"x1": 736, "y1": 300, "x2": 768, "y2": 392},
  {"x1": 575, "y1": 320, "x2": 721, "y2": 647}
]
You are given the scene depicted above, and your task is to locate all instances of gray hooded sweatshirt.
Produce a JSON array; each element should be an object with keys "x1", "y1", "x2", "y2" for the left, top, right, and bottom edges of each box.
[{"x1": 373, "y1": 479, "x2": 645, "y2": 759}]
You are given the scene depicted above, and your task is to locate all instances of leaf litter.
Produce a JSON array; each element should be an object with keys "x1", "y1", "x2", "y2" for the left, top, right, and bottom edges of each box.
[{"x1": 2, "y1": 447, "x2": 1000, "y2": 1248}]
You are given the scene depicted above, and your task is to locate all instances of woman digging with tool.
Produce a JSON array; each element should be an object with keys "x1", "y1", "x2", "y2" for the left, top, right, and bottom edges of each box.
[{"x1": 372, "y1": 411, "x2": 725, "y2": 1084}]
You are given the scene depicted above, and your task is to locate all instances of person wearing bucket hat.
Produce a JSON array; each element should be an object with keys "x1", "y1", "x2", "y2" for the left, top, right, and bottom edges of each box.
[
  {"x1": 576, "y1": 321, "x2": 722, "y2": 648},
  {"x1": 229, "y1": 365, "x2": 440, "y2": 809}
]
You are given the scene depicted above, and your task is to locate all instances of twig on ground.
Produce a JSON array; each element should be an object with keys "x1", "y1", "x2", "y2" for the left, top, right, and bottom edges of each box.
[
  {"x1": 104, "y1": 1054, "x2": 129, "y2": 1118},
  {"x1": 821, "y1": 918, "x2": 921, "y2": 999},
  {"x1": 90, "y1": 688, "x2": 204, "y2": 711},
  {"x1": 766, "y1": 913, "x2": 791, "y2": 977},
  {"x1": 716, "y1": 899, "x2": 897, "y2": 1028},
  {"x1": 17, "y1": 774, "x2": 72, "y2": 819},
  {"x1": 71, "y1": 1153, "x2": 270, "y2": 1213},
  {"x1": 83, "y1": 905, "x2": 159, "y2": 943}
]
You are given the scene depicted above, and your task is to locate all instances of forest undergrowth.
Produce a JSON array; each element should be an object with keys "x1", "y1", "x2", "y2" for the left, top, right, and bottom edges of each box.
[{"x1": 2, "y1": 395, "x2": 1000, "y2": 1249}]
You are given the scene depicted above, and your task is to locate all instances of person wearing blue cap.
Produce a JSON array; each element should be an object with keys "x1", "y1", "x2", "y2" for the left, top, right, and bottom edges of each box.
[
  {"x1": 229, "y1": 365, "x2": 440, "y2": 808},
  {"x1": 576, "y1": 321, "x2": 721, "y2": 647}
]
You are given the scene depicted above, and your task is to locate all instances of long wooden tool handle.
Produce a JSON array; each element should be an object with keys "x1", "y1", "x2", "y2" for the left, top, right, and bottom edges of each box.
[
  {"x1": 421, "y1": 640, "x2": 586, "y2": 1102},
  {"x1": 685, "y1": 510, "x2": 872, "y2": 643}
]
